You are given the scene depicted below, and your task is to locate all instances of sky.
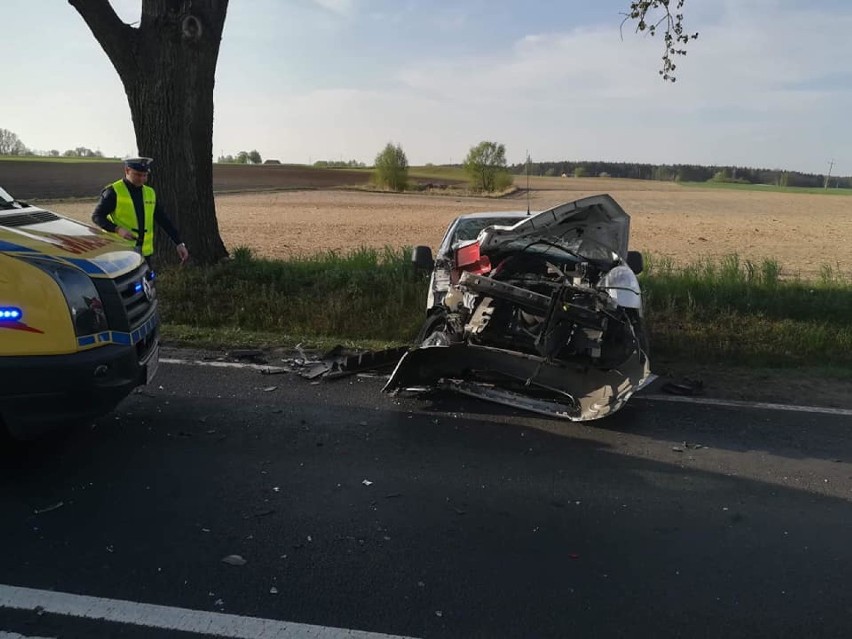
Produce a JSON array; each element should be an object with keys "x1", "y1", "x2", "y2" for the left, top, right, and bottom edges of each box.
[{"x1": 1, "y1": 0, "x2": 850, "y2": 175}]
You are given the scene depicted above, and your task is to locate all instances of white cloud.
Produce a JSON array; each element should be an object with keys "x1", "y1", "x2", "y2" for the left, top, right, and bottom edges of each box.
[
  {"x1": 228, "y1": 0, "x2": 851, "y2": 172},
  {"x1": 309, "y1": 0, "x2": 357, "y2": 16},
  {"x1": 5, "y1": 0, "x2": 850, "y2": 174}
]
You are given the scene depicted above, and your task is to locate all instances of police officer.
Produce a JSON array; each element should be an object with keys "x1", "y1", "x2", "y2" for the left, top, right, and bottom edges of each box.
[{"x1": 91, "y1": 156, "x2": 189, "y2": 268}]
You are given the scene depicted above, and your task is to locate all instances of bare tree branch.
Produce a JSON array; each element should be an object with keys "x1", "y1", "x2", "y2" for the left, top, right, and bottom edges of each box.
[
  {"x1": 68, "y1": 0, "x2": 138, "y2": 78},
  {"x1": 621, "y1": 0, "x2": 699, "y2": 82}
]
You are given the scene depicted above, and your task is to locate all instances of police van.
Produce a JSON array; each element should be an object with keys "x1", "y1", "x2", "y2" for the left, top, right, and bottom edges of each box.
[{"x1": 0, "y1": 186, "x2": 159, "y2": 438}]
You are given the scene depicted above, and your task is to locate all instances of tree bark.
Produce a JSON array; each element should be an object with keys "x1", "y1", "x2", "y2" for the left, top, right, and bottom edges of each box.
[{"x1": 69, "y1": 0, "x2": 229, "y2": 265}]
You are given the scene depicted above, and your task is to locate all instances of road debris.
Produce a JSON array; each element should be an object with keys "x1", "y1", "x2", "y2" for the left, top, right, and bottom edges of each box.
[
  {"x1": 33, "y1": 501, "x2": 64, "y2": 515},
  {"x1": 221, "y1": 554, "x2": 247, "y2": 566},
  {"x1": 661, "y1": 378, "x2": 704, "y2": 396},
  {"x1": 289, "y1": 345, "x2": 410, "y2": 381}
]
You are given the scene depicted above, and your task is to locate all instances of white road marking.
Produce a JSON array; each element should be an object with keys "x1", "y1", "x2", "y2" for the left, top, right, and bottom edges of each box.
[
  {"x1": 159, "y1": 357, "x2": 852, "y2": 417},
  {"x1": 160, "y1": 358, "x2": 289, "y2": 373},
  {"x1": 0, "y1": 584, "x2": 419, "y2": 639},
  {"x1": 637, "y1": 393, "x2": 852, "y2": 417}
]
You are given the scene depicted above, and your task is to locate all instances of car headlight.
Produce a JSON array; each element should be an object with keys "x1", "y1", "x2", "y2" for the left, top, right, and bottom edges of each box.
[
  {"x1": 598, "y1": 265, "x2": 643, "y2": 310},
  {"x1": 27, "y1": 259, "x2": 108, "y2": 336}
]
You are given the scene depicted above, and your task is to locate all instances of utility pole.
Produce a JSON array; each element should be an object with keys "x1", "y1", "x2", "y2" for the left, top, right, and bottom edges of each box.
[{"x1": 825, "y1": 159, "x2": 835, "y2": 189}]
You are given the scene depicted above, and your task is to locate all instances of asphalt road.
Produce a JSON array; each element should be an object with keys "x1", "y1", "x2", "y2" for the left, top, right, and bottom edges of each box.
[{"x1": 2, "y1": 350, "x2": 852, "y2": 638}]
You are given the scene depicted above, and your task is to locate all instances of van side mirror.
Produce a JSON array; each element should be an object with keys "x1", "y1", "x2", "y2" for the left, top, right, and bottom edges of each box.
[
  {"x1": 412, "y1": 245, "x2": 434, "y2": 271},
  {"x1": 627, "y1": 250, "x2": 644, "y2": 274}
]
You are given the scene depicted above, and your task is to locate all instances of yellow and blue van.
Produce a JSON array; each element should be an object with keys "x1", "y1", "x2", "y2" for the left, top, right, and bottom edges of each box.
[{"x1": 0, "y1": 186, "x2": 159, "y2": 438}]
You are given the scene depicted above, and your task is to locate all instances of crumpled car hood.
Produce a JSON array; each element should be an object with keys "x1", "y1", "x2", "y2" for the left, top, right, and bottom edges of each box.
[
  {"x1": 479, "y1": 194, "x2": 630, "y2": 259},
  {"x1": 384, "y1": 193, "x2": 651, "y2": 422}
]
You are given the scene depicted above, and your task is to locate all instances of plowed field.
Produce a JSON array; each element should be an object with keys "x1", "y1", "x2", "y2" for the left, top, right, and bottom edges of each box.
[{"x1": 41, "y1": 174, "x2": 852, "y2": 279}]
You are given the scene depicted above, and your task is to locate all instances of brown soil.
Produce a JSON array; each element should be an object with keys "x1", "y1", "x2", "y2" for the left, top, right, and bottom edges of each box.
[
  {"x1": 2, "y1": 160, "x2": 372, "y2": 200},
  {"x1": 50, "y1": 175, "x2": 852, "y2": 279}
]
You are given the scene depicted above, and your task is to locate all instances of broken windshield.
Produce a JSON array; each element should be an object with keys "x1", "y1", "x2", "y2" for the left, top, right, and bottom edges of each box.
[
  {"x1": 448, "y1": 216, "x2": 526, "y2": 249},
  {"x1": 498, "y1": 235, "x2": 618, "y2": 268}
]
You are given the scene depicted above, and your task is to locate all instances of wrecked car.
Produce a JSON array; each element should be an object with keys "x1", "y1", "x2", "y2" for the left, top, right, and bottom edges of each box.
[{"x1": 383, "y1": 194, "x2": 652, "y2": 421}]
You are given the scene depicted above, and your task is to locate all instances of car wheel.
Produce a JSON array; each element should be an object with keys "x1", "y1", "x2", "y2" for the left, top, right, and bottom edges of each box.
[{"x1": 415, "y1": 310, "x2": 449, "y2": 345}]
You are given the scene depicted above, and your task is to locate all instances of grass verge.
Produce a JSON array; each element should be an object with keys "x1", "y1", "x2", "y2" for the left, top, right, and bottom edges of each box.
[{"x1": 156, "y1": 249, "x2": 852, "y2": 375}]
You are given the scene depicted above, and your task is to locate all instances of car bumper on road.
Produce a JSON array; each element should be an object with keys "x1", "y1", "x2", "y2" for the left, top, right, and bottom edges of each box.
[{"x1": 0, "y1": 335, "x2": 159, "y2": 437}]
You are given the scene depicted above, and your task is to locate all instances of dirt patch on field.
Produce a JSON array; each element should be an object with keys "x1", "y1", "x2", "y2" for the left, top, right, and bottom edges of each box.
[{"x1": 1, "y1": 161, "x2": 372, "y2": 200}]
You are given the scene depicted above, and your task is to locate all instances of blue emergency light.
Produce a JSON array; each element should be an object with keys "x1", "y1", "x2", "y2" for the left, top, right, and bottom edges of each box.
[
  {"x1": 0, "y1": 307, "x2": 22, "y2": 321},
  {"x1": 134, "y1": 282, "x2": 143, "y2": 293}
]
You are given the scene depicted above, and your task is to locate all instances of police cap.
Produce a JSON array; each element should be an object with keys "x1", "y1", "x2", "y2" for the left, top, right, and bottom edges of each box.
[{"x1": 123, "y1": 156, "x2": 154, "y2": 172}]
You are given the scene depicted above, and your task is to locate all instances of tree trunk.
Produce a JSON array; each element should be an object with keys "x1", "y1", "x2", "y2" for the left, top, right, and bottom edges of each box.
[{"x1": 69, "y1": 0, "x2": 229, "y2": 265}]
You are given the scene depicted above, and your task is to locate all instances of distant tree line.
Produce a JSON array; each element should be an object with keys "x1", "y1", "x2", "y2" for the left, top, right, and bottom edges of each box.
[
  {"x1": 313, "y1": 159, "x2": 366, "y2": 168},
  {"x1": 0, "y1": 128, "x2": 108, "y2": 159},
  {"x1": 508, "y1": 160, "x2": 852, "y2": 189},
  {"x1": 217, "y1": 150, "x2": 262, "y2": 164}
]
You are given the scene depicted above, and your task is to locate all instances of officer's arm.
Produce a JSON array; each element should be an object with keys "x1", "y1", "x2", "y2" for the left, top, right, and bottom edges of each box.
[{"x1": 91, "y1": 187, "x2": 118, "y2": 233}]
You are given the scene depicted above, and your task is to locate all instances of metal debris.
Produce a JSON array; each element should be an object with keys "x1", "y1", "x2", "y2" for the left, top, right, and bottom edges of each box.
[
  {"x1": 33, "y1": 501, "x2": 65, "y2": 515},
  {"x1": 286, "y1": 345, "x2": 410, "y2": 381}
]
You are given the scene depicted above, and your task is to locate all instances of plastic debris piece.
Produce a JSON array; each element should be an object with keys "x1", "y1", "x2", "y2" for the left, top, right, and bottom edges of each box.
[
  {"x1": 221, "y1": 554, "x2": 247, "y2": 566},
  {"x1": 362, "y1": 479, "x2": 373, "y2": 486},
  {"x1": 262, "y1": 386, "x2": 277, "y2": 392},
  {"x1": 270, "y1": 587, "x2": 279, "y2": 595},
  {"x1": 661, "y1": 379, "x2": 704, "y2": 396}
]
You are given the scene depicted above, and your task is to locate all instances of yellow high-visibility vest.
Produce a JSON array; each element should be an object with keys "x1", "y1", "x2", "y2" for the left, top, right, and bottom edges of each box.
[{"x1": 107, "y1": 180, "x2": 156, "y2": 256}]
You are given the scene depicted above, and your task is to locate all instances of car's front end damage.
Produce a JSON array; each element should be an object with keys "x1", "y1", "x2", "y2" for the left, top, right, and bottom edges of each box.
[{"x1": 383, "y1": 194, "x2": 652, "y2": 421}]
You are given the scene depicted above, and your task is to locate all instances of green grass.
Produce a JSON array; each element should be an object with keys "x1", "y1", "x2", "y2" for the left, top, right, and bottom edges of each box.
[
  {"x1": 158, "y1": 246, "x2": 426, "y2": 343},
  {"x1": 156, "y1": 250, "x2": 852, "y2": 371},
  {"x1": 408, "y1": 165, "x2": 468, "y2": 181},
  {"x1": 641, "y1": 254, "x2": 852, "y2": 367},
  {"x1": 677, "y1": 181, "x2": 852, "y2": 195}
]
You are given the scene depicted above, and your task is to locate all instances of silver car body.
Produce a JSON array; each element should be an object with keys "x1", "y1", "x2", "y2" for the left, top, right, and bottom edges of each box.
[{"x1": 384, "y1": 194, "x2": 652, "y2": 421}]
